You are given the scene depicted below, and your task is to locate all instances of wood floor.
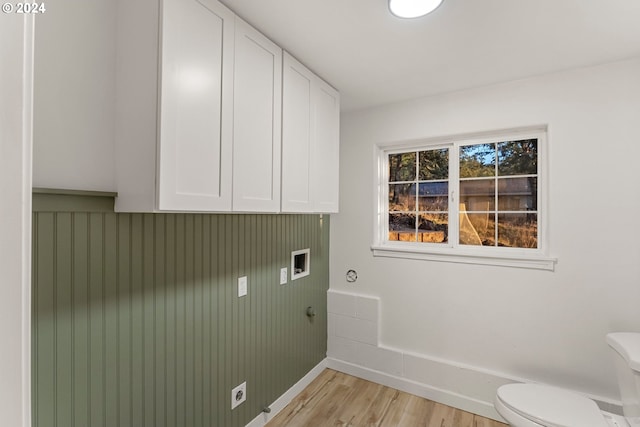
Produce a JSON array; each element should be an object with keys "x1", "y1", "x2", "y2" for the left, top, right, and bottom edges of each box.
[{"x1": 267, "y1": 369, "x2": 508, "y2": 427}]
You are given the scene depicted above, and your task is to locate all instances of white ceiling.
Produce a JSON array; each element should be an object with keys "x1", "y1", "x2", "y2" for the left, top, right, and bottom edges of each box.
[{"x1": 219, "y1": 0, "x2": 640, "y2": 112}]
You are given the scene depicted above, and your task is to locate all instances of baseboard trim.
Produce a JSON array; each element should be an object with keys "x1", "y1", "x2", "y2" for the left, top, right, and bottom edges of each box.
[
  {"x1": 246, "y1": 359, "x2": 328, "y2": 427},
  {"x1": 326, "y1": 357, "x2": 505, "y2": 422}
]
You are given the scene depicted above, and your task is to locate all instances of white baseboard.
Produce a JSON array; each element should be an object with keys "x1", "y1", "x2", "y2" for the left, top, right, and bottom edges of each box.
[
  {"x1": 245, "y1": 359, "x2": 328, "y2": 427},
  {"x1": 326, "y1": 357, "x2": 505, "y2": 422}
]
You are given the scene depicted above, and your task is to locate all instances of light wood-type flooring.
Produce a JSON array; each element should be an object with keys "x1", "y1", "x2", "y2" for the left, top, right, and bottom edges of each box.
[{"x1": 266, "y1": 369, "x2": 508, "y2": 427}]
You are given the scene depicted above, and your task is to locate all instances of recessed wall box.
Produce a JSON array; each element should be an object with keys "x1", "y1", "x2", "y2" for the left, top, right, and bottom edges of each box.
[{"x1": 291, "y1": 248, "x2": 310, "y2": 280}]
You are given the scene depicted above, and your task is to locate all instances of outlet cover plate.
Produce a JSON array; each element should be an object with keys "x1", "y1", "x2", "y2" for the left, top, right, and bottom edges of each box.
[
  {"x1": 280, "y1": 267, "x2": 287, "y2": 285},
  {"x1": 231, "y1": 381, "x2": 246, "y2": 409},
  {"x1": 238, "y1": 276, "x2": 247, "y2": 297}
]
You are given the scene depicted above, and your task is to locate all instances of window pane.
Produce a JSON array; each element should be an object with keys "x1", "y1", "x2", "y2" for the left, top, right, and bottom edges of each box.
[
  {"x1": 389, "y1": 152, "x2": 416, "y2": 182},
  {"x1": 389, "y1": 183, "x2": 415, "y2": 211},
  {"x1": 460, "y1": 143, "x2": 495, "y2": 178},
  {"x1": 418, "y1": 149, "x2": 448, "y2": 180},
  {"x1": 498, "y1": 139, "x2": 537, "y2": 176},
  {"x1": 418, "y1": 182, "x2": 448, "y2": 211},
  {"x1": 460, "y1": 211, "x2": 494, "y2": 246},
  {"x1": 497, "y1": 213, "x2": 537, "y2": 248},
  {"x1": 418, "y1": 213, "x2": 448, "y2": 243},
  {"x1": 460, "y1": 179, "x2": 495, "y2": 211},
  {"x1": 498, "y1": 177, "x2": 537, "y2": 211},
  {"x1": 460, "y1": 212, "x2": 495, "y2": 246},
  {"x1": 389, "y1": 213, "x2": 416, "y2": 241}
]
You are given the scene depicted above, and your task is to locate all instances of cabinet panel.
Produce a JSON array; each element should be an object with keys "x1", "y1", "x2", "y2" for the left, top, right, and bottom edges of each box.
[
  {"x1": 282, "y1": 55, "x2": 313, "y2": 212},
  {"x1": 282, "y1": 53, "x2": 340, "y2": 213},
  {"x1": 313, "y1": 82, "x2": 340, "y2": 213},
  {"x1": 115, "y1": 0, "x2": 338, "y2": 214},
  {"x1": 232, "y1": 18, "x2": 282, "y2": 212},
  {"x1": 157, "y1": 0, "x2": 234, "y2": 211}
]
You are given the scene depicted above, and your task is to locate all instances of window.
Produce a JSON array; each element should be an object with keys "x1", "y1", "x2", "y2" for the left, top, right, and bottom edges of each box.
[{"x1": 373, "y1": 126, "x2": 556, "y2": 270}]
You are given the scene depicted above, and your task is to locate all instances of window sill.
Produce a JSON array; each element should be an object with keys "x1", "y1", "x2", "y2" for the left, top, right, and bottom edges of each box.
[{"x1": 371, "y1": 244, "x2": 557, "y2": 271}]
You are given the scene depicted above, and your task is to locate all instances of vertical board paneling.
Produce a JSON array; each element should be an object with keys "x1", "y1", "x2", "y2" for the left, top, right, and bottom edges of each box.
[
  {"x1": 33, "y1": 205, "x2": 329, "y2": 427},
  {"x1": 33, "y1": 213, "x2": 54, "y2": 426},
  {"x1": 164, "y1": 215, "x2": 176, "y2": 427},
  {"x1": 88, "y1": 213, "x2": 105, "y2": 427},
  {"x1": 174, "y1": 214, "x2": 186, "y2": 427},
  {"x1": 154, "y1": 215, "x2": 167, "y2": 427},
  {"x1": 55, "y1": 213, "x2": 72, "y2": 427},
  {"x1": 117, "y1": 213, "x2": 131, "y2": 427},
  {"x1": 103, "y1": 214, "x2": 119, "y2": 427},
  {"x1": 143, "y1": 214, "x2": 156, "y2": 427},
  {"x1": 72, "y1": 213, "x2": 89, "y2": 427}
]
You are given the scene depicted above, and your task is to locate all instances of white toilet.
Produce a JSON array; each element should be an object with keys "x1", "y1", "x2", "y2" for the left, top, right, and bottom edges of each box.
[{"x1": 495, "y1": 332, "x2": 640, "y2": 427}]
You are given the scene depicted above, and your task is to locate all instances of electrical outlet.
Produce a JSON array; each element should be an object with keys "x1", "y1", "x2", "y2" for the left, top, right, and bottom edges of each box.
[
  {"x1": 280, "y1": 267, "x2": 287, "y2": 285},
  {"x1": 238, "y1": 276, "x2": 247, "y2": 297},
  {"x1": 231, "y1": 381, "x2": 246, "y2": 410}
]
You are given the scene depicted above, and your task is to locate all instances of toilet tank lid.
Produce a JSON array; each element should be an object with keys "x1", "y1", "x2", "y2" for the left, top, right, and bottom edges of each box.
[{"x1": 606, "y1": 332, "x2": 640, "y2": 372}]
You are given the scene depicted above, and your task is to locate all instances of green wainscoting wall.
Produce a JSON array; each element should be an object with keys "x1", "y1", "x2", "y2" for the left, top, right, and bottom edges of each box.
[{"x1": 32, "y1": 190, "x2": 329, "y2": 427}]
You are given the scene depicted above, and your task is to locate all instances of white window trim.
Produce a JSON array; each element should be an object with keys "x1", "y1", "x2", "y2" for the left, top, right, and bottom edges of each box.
[{"x1": 371, "y1": 125, "x2": 557, "y2": 271}]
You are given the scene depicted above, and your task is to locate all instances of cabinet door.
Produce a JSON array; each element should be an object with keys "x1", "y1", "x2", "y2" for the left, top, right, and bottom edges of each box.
[
  {"x1": 157, "y1": 0, "x2": 234, "y2": 211},
  {"x1": 313, "y1": 80, "x2": 340, "y2": 213},
  {"x1": 282, "y1": 53, "x2": 314, "y2": 212},
  {"x1": 282, "y1": 52, "x2": 340, "y2": 213},
  {"x1": 232, "y1": 17, "x2": 282, "y2": 212}
]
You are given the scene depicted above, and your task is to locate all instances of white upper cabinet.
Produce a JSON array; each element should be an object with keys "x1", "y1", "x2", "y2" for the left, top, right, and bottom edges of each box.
[
  {"x1": 115, "y1": 0, "x2": 338, "y2": 213},
  {"x1": 158, "y1": 0, "x2": 235, "y2": 211},
  {"x1": 115, "y1": 0, "x2": 235, "y2": 212},
  {"x1": 232, "y1": 17, "x2": 282, "y2": 212},
  {"x1": 282, "y1": 54, "x2": 313, "y2": 212},
  {"x1": 282, "y1": 53, "x2": 340, "y2": 213},
  {"x1": 313, "y1": 78, "x2": 341, "y2": 213}
]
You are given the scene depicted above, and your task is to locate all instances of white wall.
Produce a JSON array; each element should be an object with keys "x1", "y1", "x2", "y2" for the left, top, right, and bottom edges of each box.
[
  {"x1": 0, "y1": 13, "x2": 33, "y2": 427},
  {"x1": 330, "y1": 58, "x2": 640, "y2": 409},
  {"x1": 33, "y1": 0, "x2": 117, "y2": 191}
]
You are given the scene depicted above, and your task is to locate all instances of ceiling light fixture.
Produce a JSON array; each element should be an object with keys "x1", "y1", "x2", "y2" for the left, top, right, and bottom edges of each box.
[{"x1": 389, "y1": 0, "x2": 443, "y2": 18}]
